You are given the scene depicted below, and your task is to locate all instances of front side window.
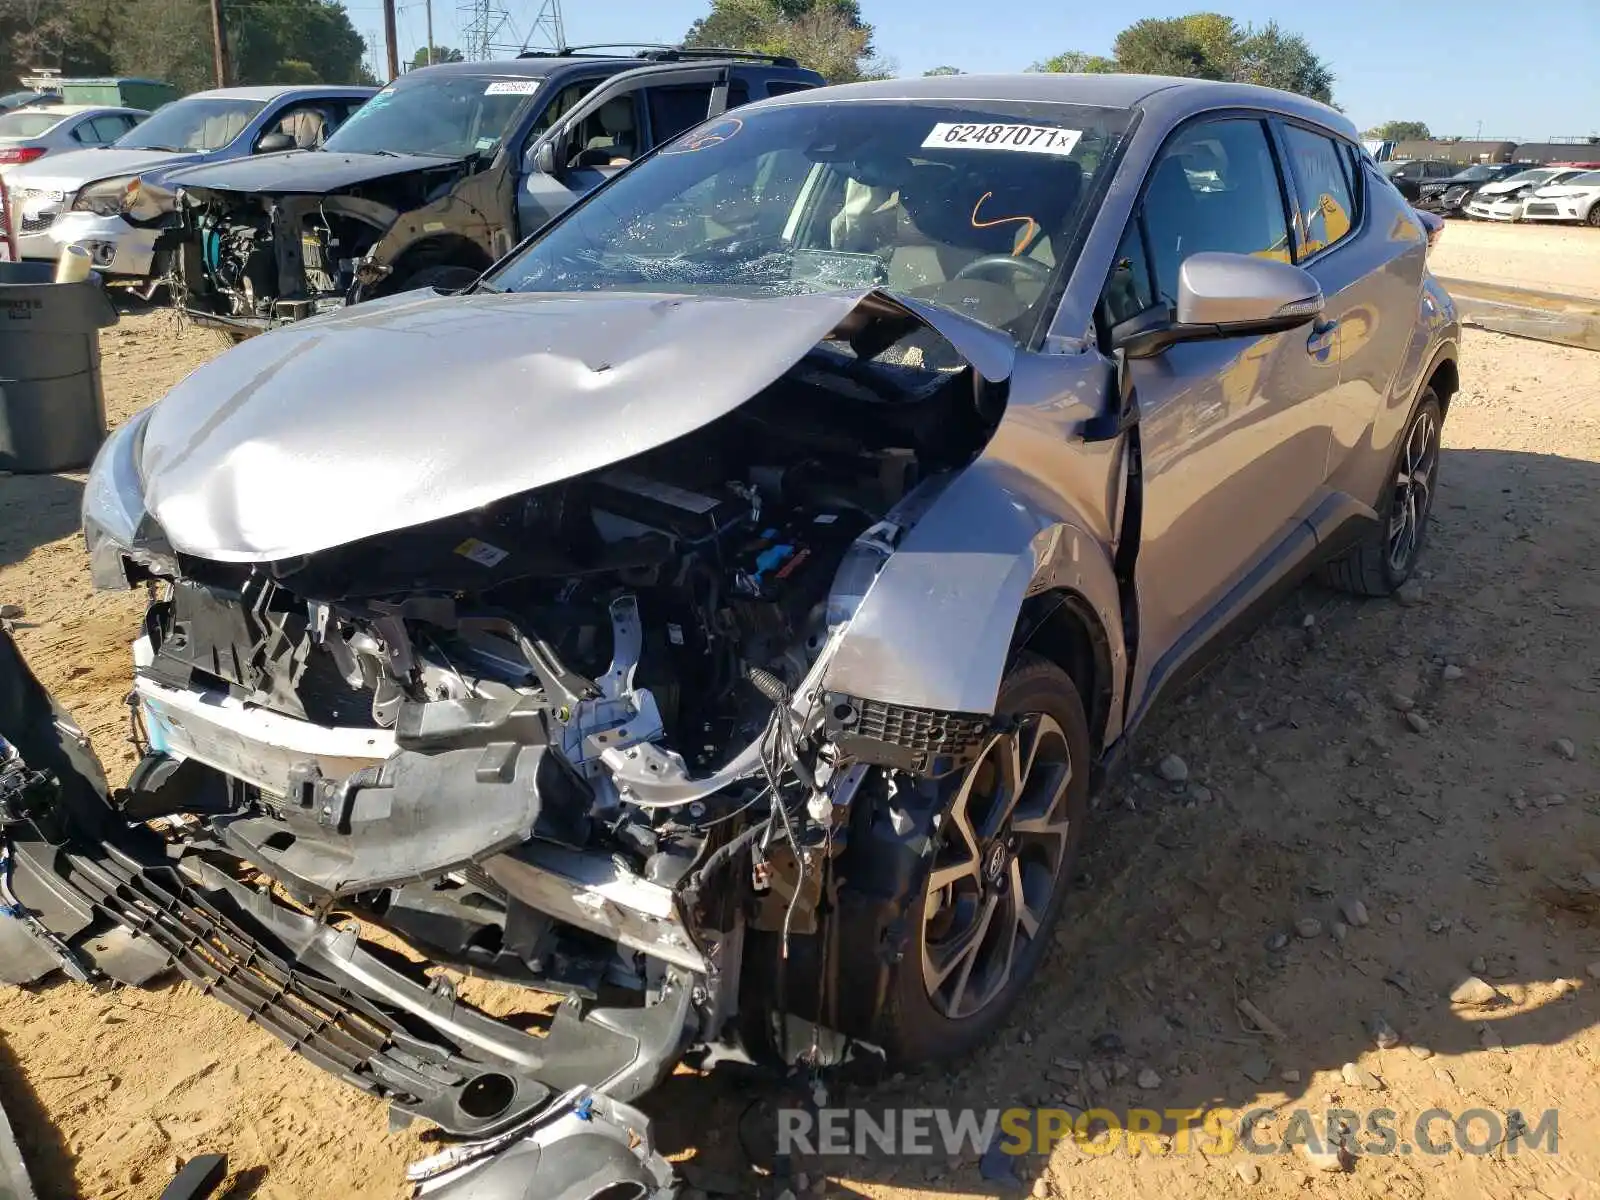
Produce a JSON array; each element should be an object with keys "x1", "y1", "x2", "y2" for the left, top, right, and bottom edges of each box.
[
  {"x1": 488, "y1": 98, "x2": 1132, "y2": 337},
  {"x1": 1281, "y1": 124, "x2": 1357, "y2": 257},
  {"x1": 527, "y1": 77, "x2": 605, "y2": 141},
  {"x1": 324, "y1": 73, "x2": 538, "y2": 157},
  {"x1": 114, "y1": 98, "x2": 264, "y2": 152},
  {"x1": 1139, "y1": 118, "x2": 1291, "y2": 306}
]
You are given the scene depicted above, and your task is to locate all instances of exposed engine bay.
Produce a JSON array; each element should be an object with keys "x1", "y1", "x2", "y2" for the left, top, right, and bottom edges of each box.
[
  {"x1": 171, "y1": 159, "x2": 474, "y2": 325},
  {"x1": 74, "y1": 313, "x2": 1014, "y2": 1159}
]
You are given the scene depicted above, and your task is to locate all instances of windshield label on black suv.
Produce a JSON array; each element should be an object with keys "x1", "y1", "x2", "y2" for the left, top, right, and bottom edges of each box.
[{"x1": 921, "y1": 122, "x2": 1082, "y2": 156}]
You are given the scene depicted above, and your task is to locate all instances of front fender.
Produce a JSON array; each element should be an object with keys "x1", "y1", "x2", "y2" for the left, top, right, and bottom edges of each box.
[{"x1": 824, "y1": 439, "x2": 1125, "y2": 723}]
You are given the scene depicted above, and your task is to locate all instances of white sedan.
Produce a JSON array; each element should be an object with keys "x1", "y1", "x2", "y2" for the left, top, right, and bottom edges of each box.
[
  {"x1": 1520, "y1": 170, "x2": 1600, "y2": 226},
  {"x1": 0, "y1": 105, "x2": 147, "y2": 175},
  {"x1": 1464, "y1": 167, "x2": 1592, "y2": 222}
]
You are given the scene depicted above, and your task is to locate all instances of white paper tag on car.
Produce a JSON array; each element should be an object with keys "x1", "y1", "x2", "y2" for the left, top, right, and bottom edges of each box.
[
  {"x1": 485, "y1": 80, "x2": 540, "y2": 95},
  {"x1": 921, "y1": 122, "x2": 1083, "y2": 156},
  {"x1": 455, "y1": 537, "x2": 509, "y2": 567}
]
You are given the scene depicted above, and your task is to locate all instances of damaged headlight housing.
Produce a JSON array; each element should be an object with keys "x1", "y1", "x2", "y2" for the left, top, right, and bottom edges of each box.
[
  {"x1": 70, "y1": 175, "x2": 162, "y2": 220},
  {"x1": 82, "y1": 410, "x2": 176, "y2": 588}
]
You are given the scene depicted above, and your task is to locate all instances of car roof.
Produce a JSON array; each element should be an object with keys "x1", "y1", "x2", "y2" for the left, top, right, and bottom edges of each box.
[
  {"x1": 403, "y1": 54, "x2": 815, "y2": 82},
  {"x1": 759, "y1": 72, "x2": 1359, "y2": 139},
  {"x1": 183, "y1": 85, "x2": 378, "y2": 101},
  {"x1": 403, "y1": 58, "x2": 581, "y2": 80},
  {"x1": 10, "y1": 104, "x2": 144, "y2": 117}
]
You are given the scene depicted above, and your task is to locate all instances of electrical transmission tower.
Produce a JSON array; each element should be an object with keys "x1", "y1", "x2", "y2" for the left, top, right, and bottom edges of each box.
[{"x1": 523, "y1": 1, "x2": 566, "y2": 53}]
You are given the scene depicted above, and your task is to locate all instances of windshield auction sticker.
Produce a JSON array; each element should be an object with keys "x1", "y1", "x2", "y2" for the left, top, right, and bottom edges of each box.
[
  {"x1": 922, "y1": 122, "x2": 1083, "y2": 156},
  {"x1": 485, "y1": 80, "x2": 540, "y2": 95}
]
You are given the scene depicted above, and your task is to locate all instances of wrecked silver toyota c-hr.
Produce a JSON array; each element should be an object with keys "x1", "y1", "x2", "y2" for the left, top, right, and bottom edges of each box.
[{"x1": 63, "y1": 73, "x2": 1457, "y2": 1194}]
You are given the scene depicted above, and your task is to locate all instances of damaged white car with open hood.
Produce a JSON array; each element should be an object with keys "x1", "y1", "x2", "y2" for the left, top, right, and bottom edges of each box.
[{"x1": 28, "y1": 72, "x2": 1459, "y2": 1198}]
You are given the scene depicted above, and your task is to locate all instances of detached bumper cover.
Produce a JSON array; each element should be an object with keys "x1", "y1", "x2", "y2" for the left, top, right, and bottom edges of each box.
[{"x1": 0, "y1": 816, "x2": 690, "y2": 1146}]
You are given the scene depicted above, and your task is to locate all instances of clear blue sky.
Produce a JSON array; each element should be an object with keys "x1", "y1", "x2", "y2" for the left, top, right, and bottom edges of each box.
[{"x1": 341, "y1": 0, "x2": 1599, "y2": 139}]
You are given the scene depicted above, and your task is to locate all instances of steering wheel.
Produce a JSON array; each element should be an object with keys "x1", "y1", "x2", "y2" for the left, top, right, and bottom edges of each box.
[{"x1": 953, "y1": 254, "x2": 1053, "y2": 284}]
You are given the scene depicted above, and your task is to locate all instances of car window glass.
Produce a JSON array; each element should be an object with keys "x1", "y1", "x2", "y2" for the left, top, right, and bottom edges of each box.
[
  {"x1": 1281, "y1": 125, "x2": 1357, "y2": 257},
  {"x1": 568, "y1": 92, "x2": 642, "y2": 168},
  {"x1": 0, "y1": 111, "x2": 60, "y2": 138},
  {"x1": 88, "y1": 116, "x2": 128, "y2": 143},
  {"x1": 527, "y1": 77, "x2": 604, "y2": 140},
  {"x1": 116, "y1": 97, "x2": 264, "y2": 151},
  {"x1": 728, "y1": 81, "x2": 749, "y2": 108},
  {"x1": 646, "y1": 84, "x2": 716, "y2": 146},
  {"x1": 263, "y1": 104, "x2": 332, "y2": 149},
  {"x1": 1099, "y1": 220, "x2": 1154, "y2": 328},
  {"x1": 492, "y1": 98, "x2": 1132, "y2": 339},
  {"x1": 1140, "y1": 117, "x2": 1291, "y2": 307},
  {"x1": 766, "y1": 81, "x2": 814, "y2": 97}
]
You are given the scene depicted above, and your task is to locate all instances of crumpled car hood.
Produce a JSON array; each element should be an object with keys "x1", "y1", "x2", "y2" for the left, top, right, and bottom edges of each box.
[
  {"x1": 139, "y1": 287, "x2": 1014, "y2": 562},
  {"x1": 165, "y1": 149, "x2": 458, "y2": 196}
]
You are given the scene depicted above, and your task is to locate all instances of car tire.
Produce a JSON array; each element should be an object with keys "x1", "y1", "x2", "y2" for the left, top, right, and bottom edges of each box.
[
  {"x1": 1586, "y1": 201, "x2": 1600, "y2": 229},
  {"x1": 875, "y1": 653, "x2": 1091, "y2": 1065},
  {"x1": 1320, "y1": 390, "x2": 1443, "y2": 597},
  {"x1": 394, "y1": 264, "x2": 482, "y2": 294}
]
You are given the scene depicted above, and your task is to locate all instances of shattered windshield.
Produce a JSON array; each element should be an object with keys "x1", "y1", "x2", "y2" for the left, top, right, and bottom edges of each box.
[
  {"x1": 115, "y1": 97, "x2": 264, "y2": 152},
  {"x1": 323, "y1": 72, "x2": 539, "y2": 158},
  {"x1": 489, "y1": 98, "x2": 1131, "y2": 334}
]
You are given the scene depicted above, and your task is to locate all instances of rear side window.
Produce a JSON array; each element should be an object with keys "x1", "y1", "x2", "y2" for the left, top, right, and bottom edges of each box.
[
  {"x1": 1139, "y1": 117, "x2": 1292, "y2": 307},
  {"x1": 767, "y1": 80, "x2": 815, "y2": 97},
  {"x1": 1281, "y1": 124, "x2": 1357, "y2": 258},
  {"x1": 646, "y1": 84, "x2": 715, "y2": 145},
  {"x1": 727, "y1": 81, "x2": 750, "y2": 108}
]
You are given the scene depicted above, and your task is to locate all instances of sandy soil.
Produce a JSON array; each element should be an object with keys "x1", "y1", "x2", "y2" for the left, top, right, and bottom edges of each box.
[
  {"x1": 2, "y1": 254, "x2": 1599, "y2": 1200},
  {"x1": 1430, "y1": 219, "x2": 1600, "y2": 299}
]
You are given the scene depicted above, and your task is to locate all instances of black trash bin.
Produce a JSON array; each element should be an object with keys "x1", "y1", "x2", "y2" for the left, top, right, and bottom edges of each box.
[{"x1": 0, "y1": 261, "x2": 118, "y2": 473}]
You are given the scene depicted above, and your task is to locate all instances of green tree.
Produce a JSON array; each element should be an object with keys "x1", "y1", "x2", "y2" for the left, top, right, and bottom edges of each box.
[
  {"x1": 2, "y1": 0, "x2": 370, "y2": 95},
  {"x1": 1028, "y1": 50, "x2": 1115, "y2": 73},
  {"x1": 1032, "y1": 12, "x2": 1334, "y2": 103},
  {"x1": 410, "y1": 44, "x2": 465, "y2": 69},
  {"x1": 1112, "y1": 17, "x2": 1218, "y2": 78},
  {"x1": 683, "y1": 0, "x2": 884, "y2": 83},
  {"x1": 923, "y1": 64, "x2": 962, "y2": 76},
  {"x1": 1232, "y1": 21, "x2": 1331, "y2": 103},
  {"x1": 1365, "y1": 119, "x2": 1431, "y2": 142}
]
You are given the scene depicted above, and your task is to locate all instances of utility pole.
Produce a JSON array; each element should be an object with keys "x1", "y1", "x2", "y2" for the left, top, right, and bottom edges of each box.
[
  {"x1": 382, "y1": 0, "x2": 400, "y2": 81},
  {"x1": 426, "y1": 0, "x2": 435, "y2": 65},
  {"x1": 208, "y1": 0, "x2": 231, "y2": 88}
]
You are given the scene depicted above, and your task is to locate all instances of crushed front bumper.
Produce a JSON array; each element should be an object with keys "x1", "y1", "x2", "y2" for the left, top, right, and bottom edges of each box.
[{"x1": 0, "y1": 815, "x2": 686, "y2": 1191}]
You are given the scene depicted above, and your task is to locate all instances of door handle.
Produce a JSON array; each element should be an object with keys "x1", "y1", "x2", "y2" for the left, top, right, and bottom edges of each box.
[{"x1": 1306, "y1": 319, "x2": 1338, "y2": 361}]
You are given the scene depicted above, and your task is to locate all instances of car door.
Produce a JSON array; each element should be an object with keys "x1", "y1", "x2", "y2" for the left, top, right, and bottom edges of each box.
[
  {"x1": 1106, "y1": 115, "x2": 1337, "y2": 715},
  {"x1": 1275, "y1": 121, "x2": 1413, "y2": 489},
  {"x1": 519, "y1": 64, "x2": 730, "y2": 234}
]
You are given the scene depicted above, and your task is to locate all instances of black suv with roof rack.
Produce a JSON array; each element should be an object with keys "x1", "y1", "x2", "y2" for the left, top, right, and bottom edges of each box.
[{"x1": 156, "y1": 46, "x2": 823, "y2": 334}]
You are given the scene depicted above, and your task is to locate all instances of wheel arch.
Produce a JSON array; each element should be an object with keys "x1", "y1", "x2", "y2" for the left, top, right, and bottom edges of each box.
[
  {"x1": 823, "y1": 458, "x2": 1128, "y2": 735},
  {"x1": 1425, "y1": 352, "x2": 1459, "y2": 417},
  {"x1": 1014, "y1": 588, "x2": 1115, "y2": 757}
]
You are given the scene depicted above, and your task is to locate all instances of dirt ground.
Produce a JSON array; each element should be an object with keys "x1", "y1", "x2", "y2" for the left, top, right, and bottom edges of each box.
[{"x1": 2, "y1": 222, "x2": 1599, "y2": 1200}]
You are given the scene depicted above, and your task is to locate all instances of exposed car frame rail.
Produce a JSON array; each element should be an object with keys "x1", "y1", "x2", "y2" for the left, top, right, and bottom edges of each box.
[{"x1": 1436, "y1": 275, "x2": 1600, "y2": 352}]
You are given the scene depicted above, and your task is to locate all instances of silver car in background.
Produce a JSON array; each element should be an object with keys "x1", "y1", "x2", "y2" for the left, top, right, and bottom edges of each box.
[
  {"x1": 51, "y1": 72, "x2": 1458, "y2": 1196},
  {"x1": 0, "y1": 105, "x2": 147, "y2": 175},
  {"x1": 4, "y1": 84, "x2": 372, "y2": 283}
]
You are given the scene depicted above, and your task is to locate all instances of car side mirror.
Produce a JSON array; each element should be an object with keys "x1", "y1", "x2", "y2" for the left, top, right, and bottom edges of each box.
[
  {"x1": 525, "y1": 140, "x2": 557, "y2": 176},
  {"x1": 1112, "y1": 252, "x2": 1324, "y2": 359},
  {"x1": 256, "y1": 131, "x2": 296, "y2": 154}
]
